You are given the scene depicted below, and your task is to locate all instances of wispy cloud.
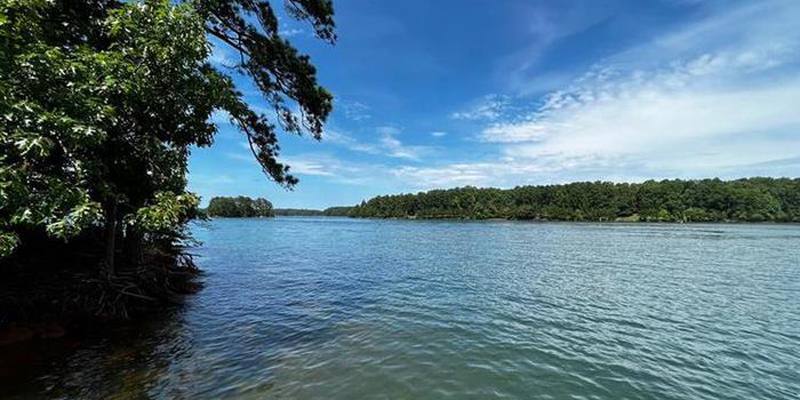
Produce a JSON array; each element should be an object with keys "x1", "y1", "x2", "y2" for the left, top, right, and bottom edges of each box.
[
  {"x1": 197, "y1": 0, "x2": 800, "y2": 205},
  {"x1": 497, "y1": 1, "x2": 624, "y2": 96},
  {"x1": 377, "y1": 126, "x2": 432, "y2": 160},
  {"x1": 393, "y1": 164, "x2": 493, "y2": 188},
  {"x1": 408, "y1": 0, "x2": 800, "y2": 189},
  {"x1": 339, "y1": 100, "x2": 372, "y2": 121},
  {"x1": 281, "y1": 156, "x2": 337, "y2": 177},
  {"x1": 323, "y1": 127, "x2": 434, "y2": 161},
  {"x1": 221, "y1": 141, "x2": 381, "y2": 185},
  {"x1": 281, "y1": 153, "x2": 393, "y2": 186},
  {"x1": 323, "y1": 129, "x2": 374, "y2": 152},
  {"x1": 451, "y1": 94, "x2": 511, "y2": 121},
  {"x1": 279, "y1": 28, "x2": 305, "y2": 38}
]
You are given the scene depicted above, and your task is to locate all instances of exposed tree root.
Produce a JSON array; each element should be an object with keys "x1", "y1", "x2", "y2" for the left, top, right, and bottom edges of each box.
[{"x1": 0, "y1": 239, "x2": 202, "y2": 330}]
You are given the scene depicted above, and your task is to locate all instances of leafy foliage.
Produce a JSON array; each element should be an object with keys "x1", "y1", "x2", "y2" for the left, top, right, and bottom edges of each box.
[
  {"x1": 0, "y1": 0, "x2": 333, "y2": 258},
  {"x1": 131, "y1": 192, "x2": 201, "y2": 232},
  {"x1": 348, "y1": 178, "x2": 800, "y2": 222},
  {"x1": 0, "y1": 0, "x2": 334, "y2": 320}
]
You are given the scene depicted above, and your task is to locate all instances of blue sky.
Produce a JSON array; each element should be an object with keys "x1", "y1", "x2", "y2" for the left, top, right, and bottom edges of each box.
[{"x1": 189, "y1": 0, "x2": 800, "y2": 209}]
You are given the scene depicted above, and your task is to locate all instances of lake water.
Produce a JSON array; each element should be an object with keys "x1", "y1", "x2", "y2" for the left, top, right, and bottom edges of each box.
[{"x1": 2, "y1": 218, "x2": 800, "y2": 399}]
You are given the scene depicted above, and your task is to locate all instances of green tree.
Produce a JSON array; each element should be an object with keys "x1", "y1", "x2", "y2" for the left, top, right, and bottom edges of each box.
[{"x1": 0, "y1": 0, "x2": 334, "y2": 319}]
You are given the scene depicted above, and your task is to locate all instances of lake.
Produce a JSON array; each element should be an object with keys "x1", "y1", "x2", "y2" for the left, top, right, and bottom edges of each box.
[{"x1": 2, "y1": 218, "x2": 799, "y2": 399}]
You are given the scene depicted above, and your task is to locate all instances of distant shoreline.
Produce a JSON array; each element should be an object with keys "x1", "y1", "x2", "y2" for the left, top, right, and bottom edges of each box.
[
  {"x1": 345, "y1": 178, "x2": 800, "y2": 223},
  {"x1": 209, "y1": 215, "x2": 800, "y2": 225},
  {"x1": 224, "y1": 178, "x2": 800, "y2": 223},
  {"x1": 273, "y1": 207, "x2": 352, "y2": 217}
]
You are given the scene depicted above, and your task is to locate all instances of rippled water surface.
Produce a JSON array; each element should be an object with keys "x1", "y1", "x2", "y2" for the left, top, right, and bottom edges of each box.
[{"x1": 3, "y1": 218, "x2": 800, "y2": 399}]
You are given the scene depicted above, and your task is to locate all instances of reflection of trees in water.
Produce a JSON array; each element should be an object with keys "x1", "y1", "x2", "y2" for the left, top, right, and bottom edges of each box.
[
  {"x1": 0, "y1": 309, "x2": 190, "y2": 399},
  {"x1": 2, "y1": 262, "x2": 380, "y2": 398}
]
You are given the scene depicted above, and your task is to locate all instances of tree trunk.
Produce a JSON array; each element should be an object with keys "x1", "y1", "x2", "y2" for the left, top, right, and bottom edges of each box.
[
  {"x1": 124, "y1": 228, "x2": 143, "y2": 266},
  {"x1": 104, "y1": 202, "x2": 117, "y2": 275}
]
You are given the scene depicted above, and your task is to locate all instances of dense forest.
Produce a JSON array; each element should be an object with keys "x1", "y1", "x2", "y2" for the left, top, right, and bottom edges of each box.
[
  {"x1": 207, "y1": 197, "x2": 274, "y2": 218},
  {"x1": 0, "y1": 0, "x2": 335, "y2": 326},
  {"x1": 347, "y1": 178, "x2": 800, "y2": 222}
]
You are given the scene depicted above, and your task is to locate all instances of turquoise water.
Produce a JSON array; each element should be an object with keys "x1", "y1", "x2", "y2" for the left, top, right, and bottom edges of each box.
[{"x1": 4, "y1": 218, "x2": 800, "y2": 399}]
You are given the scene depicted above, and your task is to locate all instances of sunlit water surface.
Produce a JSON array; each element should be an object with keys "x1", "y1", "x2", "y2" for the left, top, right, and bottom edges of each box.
[{"x1": 2, "y1": 218, "x2": 799, "y2": 399}]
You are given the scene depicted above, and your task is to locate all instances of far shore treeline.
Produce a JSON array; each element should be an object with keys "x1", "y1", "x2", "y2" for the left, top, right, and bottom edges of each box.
[
  {"x1": 342, "y1": 178, "x2": 800, "y2": 222},
  {"x1": 274, "y1": 207, "x2": 353, "y2": 217}
]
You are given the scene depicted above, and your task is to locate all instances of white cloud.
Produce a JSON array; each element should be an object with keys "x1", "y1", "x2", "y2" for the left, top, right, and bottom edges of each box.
[
  {"x1": 392, "y1": 162, "x2": 549, "y2": 189},
  {"x1": 281, "y1": 153, "x2": 398, "y2": 186},
  {"x1": 223, "y1": 145, "x2": 390, "y2": 186},
  {"x1": 451, "y1": 94, "x2": 510, "y2": 121},
  {"x1": 431, "y1": 131, "x2": 447, "y2": 137},
  {"x1": 463, "y1": 1, "x2": 800, "y2": 183},
  {"x1": 377, "y1": 126, "x2": 431, "y2": 160},
  {"x1": 393, "y1": 164, "x2": 495, "y2": 188},
  {"x1": 281, "y1": 157, "x2": 336, "y2": 177},
  {"x1": 390, "y1": 0, "x2": 800, "y2": 190},
  {"x1": 323, "y1": 126, "x2": 434, "y2": 161},
  {"x1": 493, "y1": 77, "x2": 800, "y2": 159},
  {"x1": 339, "y1": 100, "x2": 372, "y2": 121},
  {"x1": 323, "y1": 129, "x2": 382, "y2": 154},
  {"x1": 279, "y1": 28, "x2": 305, "y2": 38}
]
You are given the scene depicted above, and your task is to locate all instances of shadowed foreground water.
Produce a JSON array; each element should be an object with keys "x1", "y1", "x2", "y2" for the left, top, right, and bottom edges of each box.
[{"x1": 2, "y1": 218, "x2": 800, "y2": 399}]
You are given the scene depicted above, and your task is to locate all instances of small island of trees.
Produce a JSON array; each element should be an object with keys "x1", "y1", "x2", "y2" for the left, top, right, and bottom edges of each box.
[{"x1": 206, "y1": 197, "x2": 274, "y2": 218}]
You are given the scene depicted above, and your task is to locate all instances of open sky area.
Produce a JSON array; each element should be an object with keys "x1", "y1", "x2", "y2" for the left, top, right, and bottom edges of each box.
[{"x1": 188, "y1": 0, "x2": 800, "y2": 209}]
